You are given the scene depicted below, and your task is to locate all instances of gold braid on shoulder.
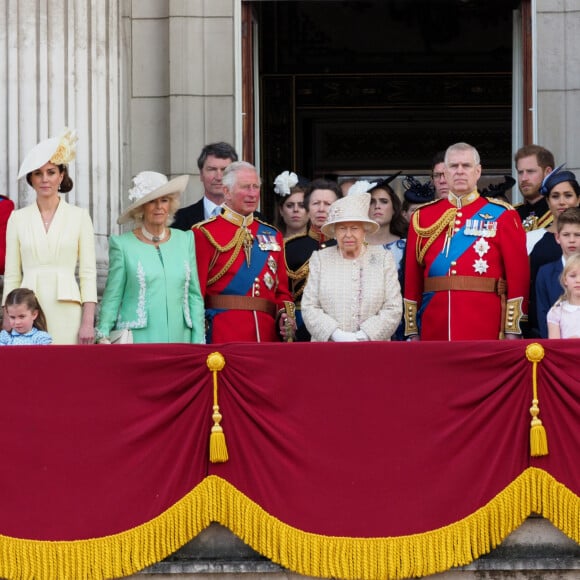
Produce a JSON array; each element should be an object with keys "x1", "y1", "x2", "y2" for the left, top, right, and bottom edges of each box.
[
  {"x1": 287, "y1": 261, "x2": 310, "y2": 300},
  {"x1": 412, "y1": 208, "x2": 457, "y2": 266},
  {"x1": 198, "y1": 226, "x2": 253, "y2": 286},
  {"x1": 536, "y1": 211, "x2": 554, "y2": 231}
]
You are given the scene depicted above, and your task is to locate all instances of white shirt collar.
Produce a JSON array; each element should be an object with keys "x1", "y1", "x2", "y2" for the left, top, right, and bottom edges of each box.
[{"x1": 203, "y1": 196, "x2": 221, "y2": 220}]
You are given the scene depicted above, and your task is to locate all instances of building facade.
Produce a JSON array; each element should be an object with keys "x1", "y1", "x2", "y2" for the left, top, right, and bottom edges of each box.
[{"x1": 0, "y1": 0, "x2": 578, "y2": 284}]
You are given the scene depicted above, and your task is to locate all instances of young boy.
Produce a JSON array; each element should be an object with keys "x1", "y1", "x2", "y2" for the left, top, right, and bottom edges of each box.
[{"x1": 536, "y1": 207, "x2": 580, "y2": 338}]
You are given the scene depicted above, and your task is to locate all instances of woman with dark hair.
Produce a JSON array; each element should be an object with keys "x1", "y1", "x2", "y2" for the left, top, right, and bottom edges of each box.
[
  {"x1": 366, "y1": 179, "x2": 408, "y2": 273},
  {"x1": 272, "y1": 170, "x2": 308, "y2": 240},
  {"x1": 366, "y1": 179, "x2": 408, "y2": 340},
  {"x1": 525, "y1": 165, "x2": 580, "y2": 336},
  {"x1": 2, "y1": 128, "x2": 97, "y2": 344},
  {"x1": 283, "y1": 177, "x2": 340, "y2": 340}
]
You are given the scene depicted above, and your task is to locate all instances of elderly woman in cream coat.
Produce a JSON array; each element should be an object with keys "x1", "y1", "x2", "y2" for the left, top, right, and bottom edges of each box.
[{"x1": 301, "y1": 189, "x2": 402, "y2": 341}]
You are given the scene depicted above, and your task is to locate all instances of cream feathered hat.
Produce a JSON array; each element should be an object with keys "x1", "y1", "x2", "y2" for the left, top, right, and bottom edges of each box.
[
  {"x1": 321, "y1": 191, "x2": 379, "y2": 238},
  {"x1": 118, "y1": 171, "x2": 189, "y2": 225},
  {"x1": 17, "y1": 127, "x2": 78, "y2": 180}
]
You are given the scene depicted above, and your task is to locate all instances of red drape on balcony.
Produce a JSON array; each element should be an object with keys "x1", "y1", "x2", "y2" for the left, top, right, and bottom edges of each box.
[{"x1": 0, "y1": 341, "x2": 577, "y2": 580}]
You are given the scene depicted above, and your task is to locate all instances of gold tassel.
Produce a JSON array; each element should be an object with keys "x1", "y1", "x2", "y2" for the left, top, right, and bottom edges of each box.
[
  {"x1": 207, "y1": 352, "x2": 229, "y2": 463},
  {"x1": 525, "y1": 343, "x2": 548, "y2": 457}
]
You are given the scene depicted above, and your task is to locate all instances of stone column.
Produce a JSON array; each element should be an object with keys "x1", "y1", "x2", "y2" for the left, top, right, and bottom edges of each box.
[
  {"x1": 537, "y1": 2, "x2": 580, "y2": 174},
  {"x1": 0, "y1": 0, "x2": 125, "y2": 286},
  {"x1": 128, "y1": 0, "x2": 237, "y2": 209}
]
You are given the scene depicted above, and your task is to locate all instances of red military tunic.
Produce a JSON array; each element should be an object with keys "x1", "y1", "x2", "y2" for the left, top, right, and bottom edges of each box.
[
  {"x1": 0, "y1": 195, "x2": 15, "y2": 275},
  {"x1": 193, "y1": 207, "x2": 293, "y2": 343},
  {"x1": 404, "y1": 191, "x2": 529, "y2": 340}
]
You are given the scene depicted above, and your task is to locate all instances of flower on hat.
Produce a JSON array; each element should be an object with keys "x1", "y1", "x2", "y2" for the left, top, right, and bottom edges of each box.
[
  {"x1": 128, "y1": 171, "x2": 169, "y2": 202},
  {"x1": 273, "y1": 171, "x2": 299, "y2": 196},
  {"x1": 347, "y1": 180, "x2": 377, "y2": 196},
  {"x1": 326, "y1": 205, "x2": 345, "y2": 223},
  {"x1": 50, "y1": 128, "x2": 78, "y2": 165}
]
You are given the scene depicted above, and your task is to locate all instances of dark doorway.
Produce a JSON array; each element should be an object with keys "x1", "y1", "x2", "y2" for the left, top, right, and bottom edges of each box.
[{"x1": 250, "y1": 0, "x2": 522, "y2": 217}]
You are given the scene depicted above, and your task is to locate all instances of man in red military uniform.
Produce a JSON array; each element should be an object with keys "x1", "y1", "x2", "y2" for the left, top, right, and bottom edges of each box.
[
  {"x1": 404, "y1": 142, "x2": 529, "y2": 340},
  {"x1": 193, "y1": 161, "x2": 296, "y2": 343}
]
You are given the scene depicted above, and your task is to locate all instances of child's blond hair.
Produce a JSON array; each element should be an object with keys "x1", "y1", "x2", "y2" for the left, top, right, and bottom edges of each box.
[{"x1": 557, "y1": 252, "x2": 580, "y2": 303}]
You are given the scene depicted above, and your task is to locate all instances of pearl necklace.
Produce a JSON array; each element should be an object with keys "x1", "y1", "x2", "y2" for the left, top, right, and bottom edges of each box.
[{"x1": 141, "y1": 225, "x2": 167, "y2": 244}]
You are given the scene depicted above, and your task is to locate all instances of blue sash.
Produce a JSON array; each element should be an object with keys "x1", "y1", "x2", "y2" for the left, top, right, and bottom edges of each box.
[
  {"x1": 205, "y1": 223, "x2": 278, "y2": 341},
  {"x1": 428, "y1": 202, "x2": 503, "y2": 277},
  {"x1": 419, "y1": 202, "x2": 504, "y2": 327}
]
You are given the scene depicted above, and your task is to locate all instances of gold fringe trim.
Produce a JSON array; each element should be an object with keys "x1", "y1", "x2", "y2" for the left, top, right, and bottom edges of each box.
[
  {"x1": 206, "y1": 469, "x2": 580, "y2": 580},
  {"x1": 532, "y1": 467, "x2": 580, "y2": 543},
  {"x1": 0, "y1": 480, "x2": 213, "y2": 580},
  {"x1": 0, "y1": 469, "x2": 577, "y2": 580}
]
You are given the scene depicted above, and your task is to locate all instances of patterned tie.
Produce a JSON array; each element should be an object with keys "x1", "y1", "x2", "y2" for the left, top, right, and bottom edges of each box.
[{"x1": 211, "y1": 206, "x2": 221, "y2": 217}]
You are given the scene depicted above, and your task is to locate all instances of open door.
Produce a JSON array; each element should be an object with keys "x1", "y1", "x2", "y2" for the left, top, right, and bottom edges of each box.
[{"x1": 243, "y1": 0, "x2": 532, "y2": 220}]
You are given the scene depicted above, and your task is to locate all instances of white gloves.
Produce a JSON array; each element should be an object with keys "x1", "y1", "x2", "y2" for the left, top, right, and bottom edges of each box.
[{"x1": 330, "y1": 329, "x2": 370, "y2": 342}]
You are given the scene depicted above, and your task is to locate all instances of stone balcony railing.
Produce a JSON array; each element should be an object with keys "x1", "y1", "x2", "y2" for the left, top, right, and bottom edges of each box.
[{"x1": 133, "y1": 516, "x2": 580, "y2": 579}]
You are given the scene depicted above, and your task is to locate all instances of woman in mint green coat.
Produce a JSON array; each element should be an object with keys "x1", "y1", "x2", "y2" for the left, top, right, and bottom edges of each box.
[{"x1": 96, "y1": 172, "x2": 205, "y2": 344}]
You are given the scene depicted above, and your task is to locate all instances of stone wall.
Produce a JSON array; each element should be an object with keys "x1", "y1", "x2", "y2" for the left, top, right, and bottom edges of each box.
[
  {"x1": 128, "y1": 0, "x2": 237, "y2": 210},
  {"x1": 130, "y1": 517, "x2": 580, "y2": 579},
  {"x1": 537, "y1": 0, "x2": 580, "y2": 173}
]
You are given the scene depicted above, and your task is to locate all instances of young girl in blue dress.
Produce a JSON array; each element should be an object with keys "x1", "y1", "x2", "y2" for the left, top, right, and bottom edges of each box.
[{"x1": 0, "y1": 288, "x2": 52, "y2": 345}]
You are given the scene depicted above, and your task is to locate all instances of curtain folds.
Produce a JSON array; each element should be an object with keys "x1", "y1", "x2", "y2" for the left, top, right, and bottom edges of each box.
[{"x1": 0, "y1": 340, "x2": 577, "y2": 580}]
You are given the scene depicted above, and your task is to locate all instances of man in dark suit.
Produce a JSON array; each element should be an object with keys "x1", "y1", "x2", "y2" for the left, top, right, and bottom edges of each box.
[{"x1": 172, "y1": 142, "x2": 238, "y2": 230}]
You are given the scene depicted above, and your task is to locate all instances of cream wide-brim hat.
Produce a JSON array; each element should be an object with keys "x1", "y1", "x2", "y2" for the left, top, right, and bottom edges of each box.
[
  {"x1": 17, "y1": 128, "x2": 78, "y2": 180},
  {"x1": 117, "y1": 172, "x2": 189, "y2": 225},
  {"x1": 321, "y1": 192, "x2": 379, "y2": 238}
]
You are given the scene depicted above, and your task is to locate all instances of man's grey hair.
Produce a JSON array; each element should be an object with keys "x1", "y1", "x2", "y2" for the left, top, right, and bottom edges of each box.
[
  {"x1": 444, "y1": 142, "x2": 481, "y2": 166},
  {"x1": 222, "y1": 161, "x2": 261, "y2": 190}
]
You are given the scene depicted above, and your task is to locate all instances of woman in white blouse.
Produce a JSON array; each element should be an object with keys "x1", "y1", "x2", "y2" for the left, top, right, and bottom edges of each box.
[{"x1": 301, "y1": 191, "x2": 402, "y2": 342}]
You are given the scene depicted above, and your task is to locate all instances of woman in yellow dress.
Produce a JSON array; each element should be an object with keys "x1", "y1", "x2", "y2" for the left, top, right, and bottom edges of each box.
[{"x1": 2, "y1": 128, "x2": 97, "y2": 344}]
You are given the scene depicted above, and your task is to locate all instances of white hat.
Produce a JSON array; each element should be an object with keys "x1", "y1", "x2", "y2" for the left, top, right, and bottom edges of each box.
[
  {"x1": 17, "y1": 127, "x2": 78, "y2": 180},
  {"x1": 321, "y1": 192, "x2": 379, "y2": 238},
  {"x1": 117, "y1": 172, "x2": 189, "y2": 224}
]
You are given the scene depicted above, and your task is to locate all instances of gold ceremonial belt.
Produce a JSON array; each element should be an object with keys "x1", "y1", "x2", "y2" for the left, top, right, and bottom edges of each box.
[
  {"x1": 424, "y1": 276, "x2": 505, "y2": 295},
  {"x1": 205, "y1": 295, "x2": 277, "y2": 318}
]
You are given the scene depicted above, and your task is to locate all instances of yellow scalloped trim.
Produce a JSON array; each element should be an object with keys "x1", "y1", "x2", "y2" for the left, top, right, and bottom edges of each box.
[
  {"x1": 207, "y1": 468, "x2": 580, "y2": 580},
  {"x1": 0, "y1": 481, "x2": 212, "y2": 580},
  {"x1": 0, "y1": 468, "x2": 577, "y2": 580}
]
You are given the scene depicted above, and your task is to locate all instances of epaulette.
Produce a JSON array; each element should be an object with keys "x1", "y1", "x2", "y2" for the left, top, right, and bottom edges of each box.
[
  {"x1": 255, "y1": 217, "x2": 280, "y2": 232},
  {"x1": 193, "y1": 215, "x2": 218, "y2": 229},
  {"x1": 535, "y1": 211, "x2": 553, "y2": 230},
  {"x1": 284, "y1": 232, "x2": 308, "y2": 244},
  {"x1": 487, "y1": 197, "x2": 514, "y2": 211},
  {"x1": 415, "y1": 198, "x2": 444, "y2": 211}
]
